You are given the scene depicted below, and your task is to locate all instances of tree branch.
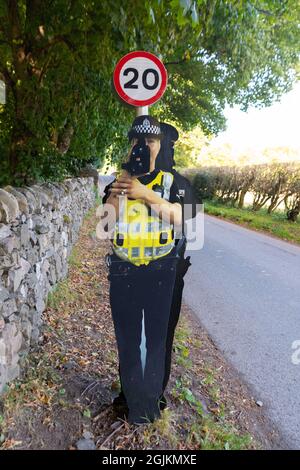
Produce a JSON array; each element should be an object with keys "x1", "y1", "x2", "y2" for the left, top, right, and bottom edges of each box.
[
  {"x1": 249, "y1": 2, "x2": 285, "y2": 17},
  {"x1": 165, "y1": 57, "x2": 188, "y2": 66},
  {"x1": 38, "y1": 53, "x2": 53, "y2": 84},
  {"x1": 252, "y1": 6, "x2": 273, "y2": 16},
  {"x1": 0, "y1": 66, "x2": 14, "y2": 88},
  {"x1": 33, "y1": 34, "x2": 77, "y2": 55}
]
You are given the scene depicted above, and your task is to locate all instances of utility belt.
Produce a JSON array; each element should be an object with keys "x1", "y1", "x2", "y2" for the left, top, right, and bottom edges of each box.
[{"x1": 105, "y1": 236, "x2": 187, "y2": 277}]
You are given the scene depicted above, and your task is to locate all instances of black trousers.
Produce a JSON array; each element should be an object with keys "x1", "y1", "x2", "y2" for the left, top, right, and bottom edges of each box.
[
  {"x1": 107, "y1": 248, "x2": 178, "y2": 423},
  {"x1": 116, "y1": 240, "x2": 191, "y2": 396}
]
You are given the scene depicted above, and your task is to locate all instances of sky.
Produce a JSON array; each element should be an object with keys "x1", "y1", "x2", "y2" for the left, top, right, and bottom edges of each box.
[{"x1": 211, "y1": 81, "x2": 300, "y2": 154}]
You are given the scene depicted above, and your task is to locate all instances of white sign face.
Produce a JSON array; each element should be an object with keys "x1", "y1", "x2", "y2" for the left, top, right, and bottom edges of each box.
[
  {"x1": 0, "y1": 80, "x2": 5, "y2": 104},
  {"x1": 113, "y1": 51, "x2": 168, "y2": 107}
]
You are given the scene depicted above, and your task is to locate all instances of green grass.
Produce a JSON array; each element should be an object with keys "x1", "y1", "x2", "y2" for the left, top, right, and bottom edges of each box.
[
  {"x1": 46, "y1": 278, "x2": 79, "y2": 310},
  {"x1": 186, "y1": 416, "x2": 253, "y2": 450},
  {"x1": 68, "y1": 245, "x2": 82, "y2": 268},
  {"x1": 0, "y1": 353, "x2": 62, "y2": 415},
  {"x1": 204, "y1": 200, "x2": 300, "y2": 245}
]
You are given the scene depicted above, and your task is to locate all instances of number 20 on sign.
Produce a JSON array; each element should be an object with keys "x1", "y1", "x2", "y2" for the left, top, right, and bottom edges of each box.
[{"x1": 113, "y1": 51, "x2": 168, "y2": 107}]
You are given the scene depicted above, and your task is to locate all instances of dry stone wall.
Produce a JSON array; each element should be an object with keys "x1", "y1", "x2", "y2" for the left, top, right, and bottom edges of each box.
[{"x1": 0, "y1": 177, "x2": 96, "y2": 392}]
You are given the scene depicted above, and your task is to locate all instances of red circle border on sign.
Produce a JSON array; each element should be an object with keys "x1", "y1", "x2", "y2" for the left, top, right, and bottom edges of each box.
[{"x1": 113, "y1": 51, "x2": 168, "y2": 107}]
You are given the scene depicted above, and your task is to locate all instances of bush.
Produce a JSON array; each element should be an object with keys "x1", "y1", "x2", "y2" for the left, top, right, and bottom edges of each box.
[{"x1": 192, "y1": 172, "x2": 216, "y2": 201}]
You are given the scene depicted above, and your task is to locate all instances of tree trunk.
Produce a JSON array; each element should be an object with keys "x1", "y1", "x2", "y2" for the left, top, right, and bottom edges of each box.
[
  {"x1": 238, "y1": 189, "x2": 247, "y2": 208},
  {"x1": 286, "y1": 199, "x2": 300, "y2": 222}
]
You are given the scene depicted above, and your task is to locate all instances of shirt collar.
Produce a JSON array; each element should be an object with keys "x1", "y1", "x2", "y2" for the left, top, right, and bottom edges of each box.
[{"x1": 137, "y1": 168, "x2": 160, "y2": 185}]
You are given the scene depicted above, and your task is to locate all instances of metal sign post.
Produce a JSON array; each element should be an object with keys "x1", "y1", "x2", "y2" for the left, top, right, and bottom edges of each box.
[{"x1": 136, "y1": 106, "x2": 149, "y2": 116}]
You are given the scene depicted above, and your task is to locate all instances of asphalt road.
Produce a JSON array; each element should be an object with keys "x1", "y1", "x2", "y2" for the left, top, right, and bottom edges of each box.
[{"x1": 183, "y1": 214, "x2": 300, "y2": 449}]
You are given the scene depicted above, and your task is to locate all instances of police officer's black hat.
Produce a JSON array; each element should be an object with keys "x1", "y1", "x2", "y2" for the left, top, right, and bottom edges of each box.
[
  {"x1": 128, "y1": 115, "x2": 164, "y2": 141},
  {"x1": 160, "y1": 122, "x2": 179, "y2": 143}
]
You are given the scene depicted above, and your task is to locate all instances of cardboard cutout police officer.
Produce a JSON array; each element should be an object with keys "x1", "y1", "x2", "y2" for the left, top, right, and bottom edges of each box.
[
  {"x1": 108, "y1": 121, "x2": 199, "y2": 418},
  {"x1": 102, "y1": 115, "x2": 183, "y2": 424}
]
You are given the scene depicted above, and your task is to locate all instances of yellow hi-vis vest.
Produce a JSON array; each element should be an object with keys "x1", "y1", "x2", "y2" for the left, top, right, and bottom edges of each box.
[{"x1": 112, "y1": 170, "x2": 176, "y2": 266}]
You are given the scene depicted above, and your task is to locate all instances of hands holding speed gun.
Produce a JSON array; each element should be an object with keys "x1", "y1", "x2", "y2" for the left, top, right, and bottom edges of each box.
[{"x1": 108, "y1": 170, "x2": 149, "y2": 201}]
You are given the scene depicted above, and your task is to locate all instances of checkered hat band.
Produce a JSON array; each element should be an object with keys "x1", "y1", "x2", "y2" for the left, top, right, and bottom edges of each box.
[{"x1": 133, "y1": 124, "x2": 161, "y2": 135}]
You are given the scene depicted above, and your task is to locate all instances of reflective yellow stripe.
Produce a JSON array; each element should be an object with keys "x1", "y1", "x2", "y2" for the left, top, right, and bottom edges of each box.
[{"x1": 112, "y1": 170, "x2": 175, "y2": 265}]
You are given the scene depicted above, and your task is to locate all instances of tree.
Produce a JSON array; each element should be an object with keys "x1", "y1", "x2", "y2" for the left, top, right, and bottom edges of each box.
[
  {"x1": 0, "y1": 0, "x2": 299, "y2": 185},
  {"x1": 174, "y1": 125, "x2": 209, "y2": 168}
]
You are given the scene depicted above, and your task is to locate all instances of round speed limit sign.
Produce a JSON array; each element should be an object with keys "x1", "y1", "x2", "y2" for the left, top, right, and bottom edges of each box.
[{"x1": 113, "y1": 51, "x2": 168, "y2": 107}]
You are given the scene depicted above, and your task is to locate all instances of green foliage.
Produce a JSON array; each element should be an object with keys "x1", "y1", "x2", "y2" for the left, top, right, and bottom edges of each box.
[
  {"x1": 174, "y1": 125, "x2": 210, "y2": 168},
  {"x1": 193, "y1": 171, "x2": 217, "y2": 200},
  {"x1": 0, "y1": 0, "x2": 299, "y2": 185}
]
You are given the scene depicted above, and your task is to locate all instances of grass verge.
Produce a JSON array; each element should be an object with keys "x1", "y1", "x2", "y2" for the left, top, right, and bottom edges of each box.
[{"x1": 204, "y1": 200, "x2": 300, "y2": 245}]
